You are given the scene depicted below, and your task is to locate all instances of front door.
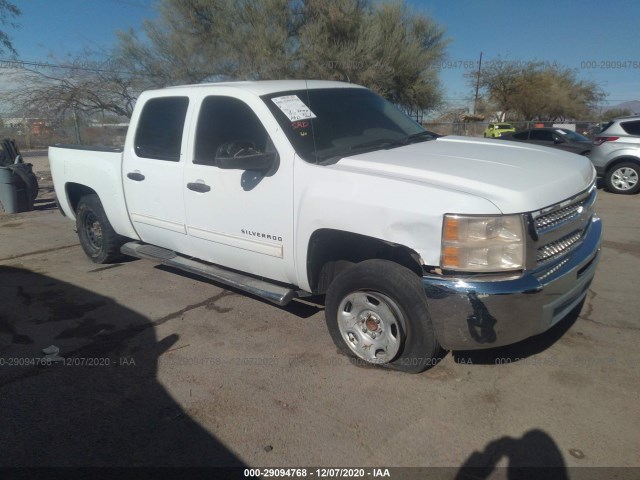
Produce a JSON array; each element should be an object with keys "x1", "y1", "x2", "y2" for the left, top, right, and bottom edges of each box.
[{"x1": 183, "y1": 95, "x2": 294, "y2": 283}]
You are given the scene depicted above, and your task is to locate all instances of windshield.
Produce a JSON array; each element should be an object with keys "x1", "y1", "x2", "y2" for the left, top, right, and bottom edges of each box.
[{"x1": 261, "y1": 88, "x2": 433, "y2": 163}]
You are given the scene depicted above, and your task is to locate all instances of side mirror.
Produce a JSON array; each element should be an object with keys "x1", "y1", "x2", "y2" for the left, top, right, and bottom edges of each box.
[
  {"x1": 214, "y1": 141, "x2": 277, "y2": 171},
  {"x1": 553, "y1": 137, "x2": 564, "y2": 144}
]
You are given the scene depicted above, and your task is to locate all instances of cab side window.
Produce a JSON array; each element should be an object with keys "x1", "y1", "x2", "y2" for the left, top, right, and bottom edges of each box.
[
  {"x1": 134, "y1": 97, "x2": 189, "y2": 161},
  {"x1": 530, "y1": 130, "x2": 553, "y2": 142},
  {"x1": 195, "y1": 96, "x2": 271, "y2": 166},
  {"x1": 513, "y1": 131, "x2": 529, "y2": 140}
]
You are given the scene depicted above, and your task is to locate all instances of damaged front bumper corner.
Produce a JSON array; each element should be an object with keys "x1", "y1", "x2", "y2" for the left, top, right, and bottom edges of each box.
[{"x1": 422, "y1": 216, "x2": 602, "y2": 351}]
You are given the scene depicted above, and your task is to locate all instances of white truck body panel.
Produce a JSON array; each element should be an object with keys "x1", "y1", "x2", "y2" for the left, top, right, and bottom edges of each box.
[
  {"x1": 180, "y1": 88, "x2": 296, "y2": 283},
  {"x1": 49, "y1": 146, "x2": 139, "y2": 240},
  {"x1": 334, "y1": 136, "x2": 596, "y2": 214},
  {"x1": 49, "y1": 80, "x2": 602, "y2": 354},
  {"x1": 49, "y1": 81, "x2": 596, "y2": 289}
]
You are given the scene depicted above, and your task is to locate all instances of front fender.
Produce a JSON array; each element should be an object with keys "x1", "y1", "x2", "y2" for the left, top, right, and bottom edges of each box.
[{"x1": 292, "y1": 159, "x2": 500, "y2": 291}]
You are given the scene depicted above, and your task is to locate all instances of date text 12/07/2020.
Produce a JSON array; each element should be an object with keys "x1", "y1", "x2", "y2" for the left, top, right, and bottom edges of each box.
[{"x1": 244, "y1": 468, "x2": 391, "y2": 478}]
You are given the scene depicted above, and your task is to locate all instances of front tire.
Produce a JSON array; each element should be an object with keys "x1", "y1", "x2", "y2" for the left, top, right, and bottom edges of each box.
[
  {"x1": 605, "y1": 162, "x2": 640, "y2": 194},
  {"x1": 76, "y1": 194, "x2": 126, "y2": 263},
  {"x1": 325, "y1": 260, "x2": 441, "y2": 373}
]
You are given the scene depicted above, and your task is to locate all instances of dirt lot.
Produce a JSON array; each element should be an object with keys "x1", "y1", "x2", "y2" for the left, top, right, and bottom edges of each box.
[{"x1": 1, "y1": 155, "x2": 639, "y2": 477}]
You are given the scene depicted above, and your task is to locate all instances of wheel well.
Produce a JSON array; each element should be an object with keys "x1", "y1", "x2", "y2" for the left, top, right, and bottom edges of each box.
[
  {"x1": 307, "y1": 229, "x2": 423, "y2": 294},
  {"x1": 605, "y1": 157, "x2": 640, "y2": 174},
  {"x1": 66, "y1": 183, "x2": 97, "y2": 214}
]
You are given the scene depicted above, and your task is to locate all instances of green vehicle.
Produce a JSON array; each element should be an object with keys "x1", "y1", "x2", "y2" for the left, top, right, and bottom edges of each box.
[{"x1": 484, "y1": 123, "x2": 516, "y2": 138}]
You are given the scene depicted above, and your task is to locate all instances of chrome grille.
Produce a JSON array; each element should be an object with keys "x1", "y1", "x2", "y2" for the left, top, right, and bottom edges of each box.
[
  {"x1": 535, "y1": 201, "x2": 585, "y2": 232},
  {"x1": 531, "y1": 184, "x2": 596, "y2": 267},
  {"x1": 537, "y1": 230, "x2": 583, "y2": 263}
]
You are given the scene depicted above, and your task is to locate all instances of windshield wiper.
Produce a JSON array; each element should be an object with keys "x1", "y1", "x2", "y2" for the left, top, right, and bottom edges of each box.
[
  {"x1": 315, "y1": 132, "x2": 436, "y2": 164},
  {"x1": 313, "y1": 139, "x2": 403, "y2": 165},
  {"x1": 404, "y1": 131, "x2": 436, "y2": 143},
  {"x1": 347, "y1": 138, "x2": 407, "y2": 153}
]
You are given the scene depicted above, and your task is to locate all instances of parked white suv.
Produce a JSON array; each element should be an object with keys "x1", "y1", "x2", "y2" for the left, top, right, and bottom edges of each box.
[{"x1": 589, "y1": 116, "x2": 640, "y2": 194}]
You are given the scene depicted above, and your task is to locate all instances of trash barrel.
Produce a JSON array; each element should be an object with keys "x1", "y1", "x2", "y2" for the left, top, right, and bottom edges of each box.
[
  {"x1": 0, "y1": 165, "x2": 36, "y2": 213},
  {"x1": 0, "y1": 139, "x2": 39, "y2": 214}
]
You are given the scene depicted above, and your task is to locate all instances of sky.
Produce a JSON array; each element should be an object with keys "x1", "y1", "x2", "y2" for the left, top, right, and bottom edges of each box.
[{"x1": 2, "y1": 0, "x2": 639, "y2": 111}]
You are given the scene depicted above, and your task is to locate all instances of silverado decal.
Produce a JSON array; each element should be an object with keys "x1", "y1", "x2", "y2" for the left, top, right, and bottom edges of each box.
[{"x1": 241, "y1": 229, "x2": 283, "y2": 242}]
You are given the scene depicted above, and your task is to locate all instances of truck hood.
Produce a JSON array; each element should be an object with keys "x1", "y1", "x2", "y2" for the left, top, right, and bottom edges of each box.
[{"x1": 330, "y1": 136, "x2": 596, "y2": 213}]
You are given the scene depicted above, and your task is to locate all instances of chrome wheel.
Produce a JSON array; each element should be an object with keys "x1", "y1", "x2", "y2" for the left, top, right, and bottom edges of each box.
[
  {"x1": 611, "y1": 167, "x2": 638, "y2": 191},
  {"x1": 337, "y1": 291, "x2": 405, "y2": 364}
]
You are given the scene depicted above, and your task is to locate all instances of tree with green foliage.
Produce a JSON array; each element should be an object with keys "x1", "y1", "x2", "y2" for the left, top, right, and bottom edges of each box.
[
  {"x1": 469, "y1": 58, "x2": 605, "y2": 121},
  {"x1": 116, "y1": 0, "x2": 448, "y2": 114},
  {"x1": 0, "y1": 0, "x2": 20, "y2": 56},
  {"x1": 601, "y1": 108, "x2": 632, "y2": 122},
  {"x1": 10, "y1": 0, "x2": 447, "y2": 121}
]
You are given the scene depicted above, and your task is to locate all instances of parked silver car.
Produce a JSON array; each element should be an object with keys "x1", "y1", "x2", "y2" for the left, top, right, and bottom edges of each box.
[{"x1": 589, "y1": 116, "x2": 640, "y2": 194}]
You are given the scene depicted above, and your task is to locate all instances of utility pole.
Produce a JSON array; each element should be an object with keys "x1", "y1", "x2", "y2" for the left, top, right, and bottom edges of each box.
[{"x1": 473, "y1": 51, "x2": 483, "y2": 116}]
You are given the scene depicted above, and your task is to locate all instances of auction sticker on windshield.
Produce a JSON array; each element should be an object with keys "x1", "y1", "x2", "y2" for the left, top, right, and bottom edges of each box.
[{"x1": 271, "y1": 95, "x2": 317, "y2": 121}]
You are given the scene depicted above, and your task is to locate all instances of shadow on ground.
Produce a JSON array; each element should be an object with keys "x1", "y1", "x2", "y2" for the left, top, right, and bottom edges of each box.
[
  {"x1": 156, "y1": 263, "x2": 324, "y2": 319},
  {"x1": 456, "y1": 429, "x2": 568, "y2": 480},
  {"x1": 0, "y1": 266, "x2": 244, "y2": 467}
]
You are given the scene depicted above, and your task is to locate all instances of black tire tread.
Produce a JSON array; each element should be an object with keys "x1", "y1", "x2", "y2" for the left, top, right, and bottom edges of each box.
[
  {"x1": 76, "y1": 194, "x2": 126, "y2": 264},
  {"x1": 325, "y1": 259, "x2": 441, "y2": 373}
]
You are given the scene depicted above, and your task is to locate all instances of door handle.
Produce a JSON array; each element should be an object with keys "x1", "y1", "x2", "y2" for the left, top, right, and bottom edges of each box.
[
  {"x1": 187, "y1": 182, "x2": 211, "y2": 193},
  {"x1": 127, "y1": 172, "x2": 145, "y2": 181}
]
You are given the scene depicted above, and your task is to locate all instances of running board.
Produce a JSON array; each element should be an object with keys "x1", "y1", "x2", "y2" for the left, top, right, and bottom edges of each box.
[{"x1": 121, "y1": 242, "x2": 297, "y2": 306}]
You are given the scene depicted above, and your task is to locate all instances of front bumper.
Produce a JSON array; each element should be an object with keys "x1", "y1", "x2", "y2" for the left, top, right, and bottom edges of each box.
[{"x1": 422, "y1": 216, "x2": 602, "y2": 350}]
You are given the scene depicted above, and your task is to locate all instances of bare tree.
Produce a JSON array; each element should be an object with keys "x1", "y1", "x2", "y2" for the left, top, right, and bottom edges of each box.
[
  {"x1": 8, "y1": 57, "x2": 141, "y2": 119},
  {"x1": 0, "y1": 0, "x2": 20, "y2": 56}
]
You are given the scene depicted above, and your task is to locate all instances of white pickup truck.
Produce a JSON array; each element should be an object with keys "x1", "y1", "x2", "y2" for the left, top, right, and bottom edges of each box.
[{"x1": 50, "y1": 80, "x2": 602, "y2": 372}]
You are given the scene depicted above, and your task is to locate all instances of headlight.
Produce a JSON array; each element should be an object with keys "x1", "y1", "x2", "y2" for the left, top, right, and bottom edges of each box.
[{"x1": 441, "y1": 214, "x2": 525, "y2": 272}]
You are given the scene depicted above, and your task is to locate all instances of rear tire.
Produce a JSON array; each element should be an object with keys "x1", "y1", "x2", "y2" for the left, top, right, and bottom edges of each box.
[
  {"x1": 605, "y1": 162, "x2": 640, "y2": 194},
  {"x1": 76, "y1": 194, "x2": 126, "y2": 263},
  {"x1": 325, "y1": 259, "x2": 441, "y2": 373}
]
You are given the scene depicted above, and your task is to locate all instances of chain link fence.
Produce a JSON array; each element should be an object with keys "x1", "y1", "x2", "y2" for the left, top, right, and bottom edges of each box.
[
  {"x1": 1, "y1": 117, "x2": 604, "y2": 152},
  {"x1": 424, "y1": 120, "x2": 603, "y2": 138},
  {"x1": 0, "y1": 119, "x2": 128, "y2": 151}
]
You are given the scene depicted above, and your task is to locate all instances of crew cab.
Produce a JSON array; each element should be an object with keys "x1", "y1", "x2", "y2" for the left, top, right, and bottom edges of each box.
[{"x1": 50, "y1": 80, "x2": 602, "y2": 372}]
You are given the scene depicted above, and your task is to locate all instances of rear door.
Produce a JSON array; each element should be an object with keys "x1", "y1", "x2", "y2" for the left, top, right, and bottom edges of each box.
[{"x1": 122, "y1": 95, "x2": 192, "y2": 252}]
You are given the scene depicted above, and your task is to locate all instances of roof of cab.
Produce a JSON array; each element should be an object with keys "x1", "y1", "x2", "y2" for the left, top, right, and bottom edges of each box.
[{"x1": 158, "y1": 80, "x2": 365, "y2": 96}]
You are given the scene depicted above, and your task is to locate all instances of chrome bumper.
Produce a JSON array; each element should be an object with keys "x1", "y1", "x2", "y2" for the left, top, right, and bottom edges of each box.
[{"x1": 423, "y1": 216, "x2": 602, "y2": 351}]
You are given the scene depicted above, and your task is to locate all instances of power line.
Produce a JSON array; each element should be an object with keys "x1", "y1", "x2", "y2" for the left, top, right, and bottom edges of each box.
[
  {"x1": 106, "y1": 0, "x2": 154, "y2": 9},
  {"x1": 0, "y1": 57, "x2": 140, "y2": 76}
]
